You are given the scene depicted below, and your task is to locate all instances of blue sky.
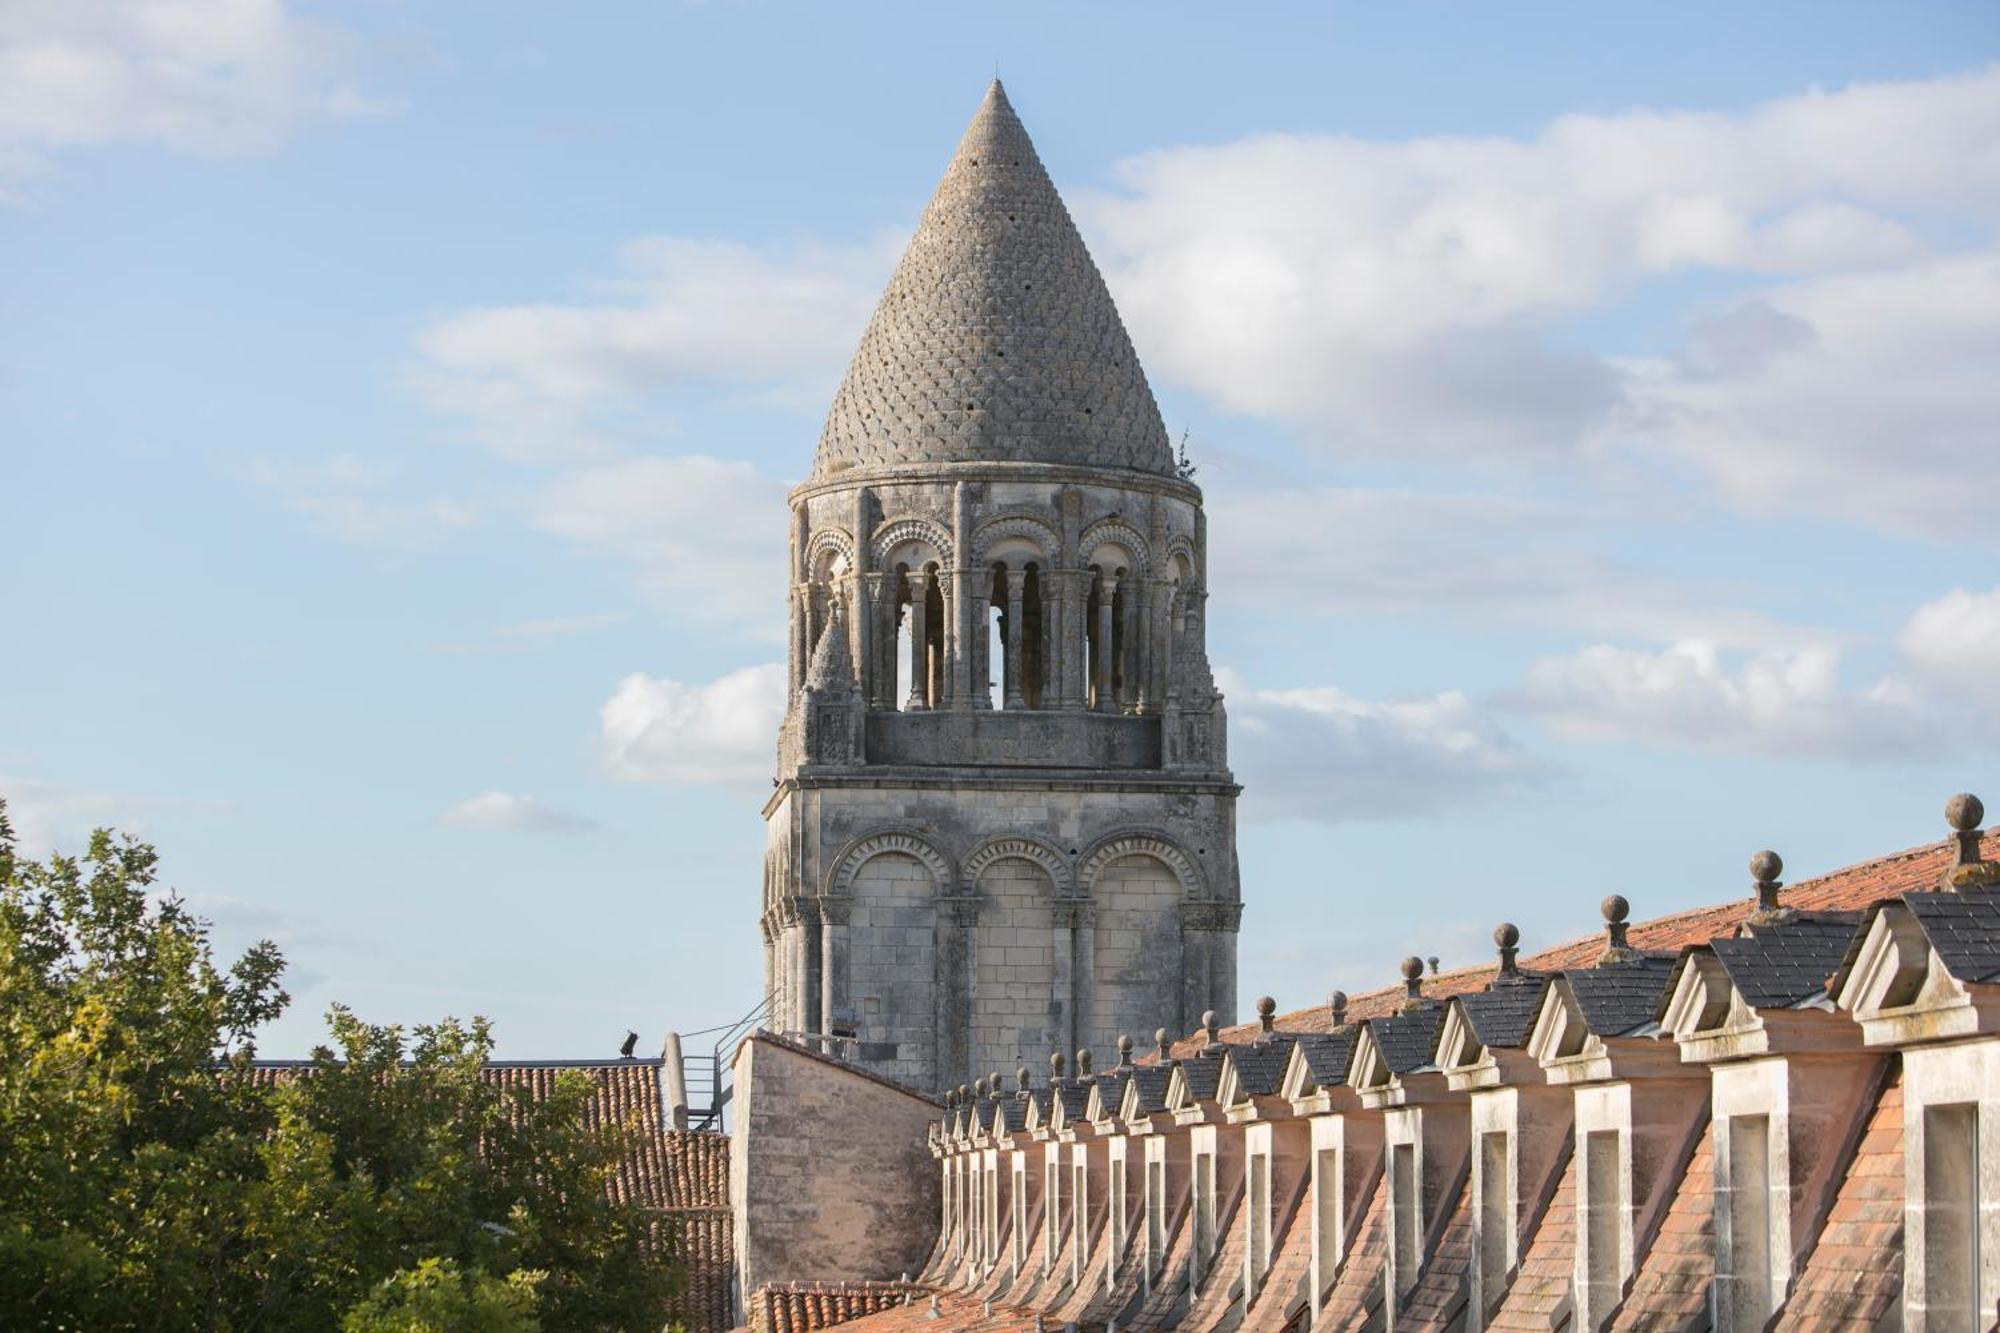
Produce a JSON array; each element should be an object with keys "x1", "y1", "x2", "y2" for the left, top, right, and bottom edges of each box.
[{"x1": 4, "y1": 1, "x2": 1998, "y2": 1057}]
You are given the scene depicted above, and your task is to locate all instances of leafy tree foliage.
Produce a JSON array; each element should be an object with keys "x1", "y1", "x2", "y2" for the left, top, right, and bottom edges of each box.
[
  {"x1": 0, "y1": 802, "x2": 677, "y2": 1331},
  {"x1": 340, "y1": 1259, "x2": 542, "y2": 1333}
]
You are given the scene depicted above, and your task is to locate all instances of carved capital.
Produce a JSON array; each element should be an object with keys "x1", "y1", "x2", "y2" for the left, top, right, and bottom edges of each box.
[
  {"x1": 818, "y1": 897, "x2": 852, "y2": 927},
  {"x1": 937, "y1": 894, "x2": 985, "y2": 927},
  {"x1": 1051, "y1": 898, "x2": 1097, "y2": 930}
]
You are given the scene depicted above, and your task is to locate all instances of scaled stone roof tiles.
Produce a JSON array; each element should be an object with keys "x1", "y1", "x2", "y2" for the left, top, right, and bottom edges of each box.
[{"x1": 814, "y1": 82, "x2": 1175, "y2": 481}]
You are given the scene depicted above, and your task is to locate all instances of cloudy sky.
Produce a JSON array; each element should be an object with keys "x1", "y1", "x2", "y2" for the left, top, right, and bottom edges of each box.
[{"x1": 4, "y1": 1, "x2": 1997, "y2": 1056}]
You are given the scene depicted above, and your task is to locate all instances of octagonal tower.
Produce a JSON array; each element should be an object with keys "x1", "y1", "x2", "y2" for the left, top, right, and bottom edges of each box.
[{"x1": 762, "y1": 82, "x2": 1240, "y2": 1094}]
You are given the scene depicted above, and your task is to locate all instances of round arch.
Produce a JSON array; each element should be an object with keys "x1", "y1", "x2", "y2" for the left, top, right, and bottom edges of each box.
[
  {"x1": 1077, "y1": 831, "x2": 1208, "y2": 900},
  {"x1": 805, "y1": 527, "x2": 857, "y2": 579},
  {"x1": 825, "y1": 828, "x2": 956, "y2": 897},
  {"x1": 871, "y1": 516, "x2": 953, "y2": 570},
  {"x1": 972, "y1": 513, "x2": 1060, "y2": 567},
  {"x1": 1079, "y1": 519, "x2": 1151, "y2": 576},
  {"x1": 961, "y1": 835, "x2": 1074, "y2": 897}
]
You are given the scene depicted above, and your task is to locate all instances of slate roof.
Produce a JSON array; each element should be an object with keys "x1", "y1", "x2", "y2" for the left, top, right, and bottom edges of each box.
[
  {"x1": 1225, "y1": 1035, "x2": 1296, "y2": 1098},
  {"x1": 1175, "y1": 1048, "x2": 1227, "y2": 1101},
  {"x1": 1089, "y1": 1068, "x2": 1133, "y2": 1116},
  {"x1": 1051, "y1": 1080, "x2": 1090, "y2": 1122},
  {"x1": 813, "y1": 81, "x2": 1175, "y2": 480},
  {"x1": 1370, "y1": 1003, "x2": 1446, "y2": 1074},
  {"x1": 1291, "y1": 1030, "x2": 1357, "y2": 1088},
  {"x1": 1155, "y1": 826, "x2": 1999, "y2": 1059},
  {"x1": 1125, "y1": 1064, "x2": 1173, "y2": 1115},
  {"x1": 1706, "y1": 913, "x2": 1863, "y2": 1009},
  {"x1": 1564, "y1": 957, "x2": 1677, "y2": 1037},
  {"x1": 997, "y1": 1097, "x2": 1028, "y2": 1134},
  {"x1": 1456, "y1": 976, "x2": 1550, "y2": 1049},
  {"x1": 1903, "y1": 891, "x2": 2000, "y2": 983}
]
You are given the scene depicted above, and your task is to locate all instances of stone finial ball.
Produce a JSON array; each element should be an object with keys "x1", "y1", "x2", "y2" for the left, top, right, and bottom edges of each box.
[
  {"x1": 1400, "y1": 955, "x2": 1425, "y2": 982},
  {"x1": 989, "y1": 1071, "x2": 1001, "y2": 1092},
  {"x1": 1017, "y1": 1066, "x2": 1030, "y2": 1087},
  {"x1": 1601, "y1": 894, "x2": 1631, "y2": 924},
  {"x1": 1328, "y1": 989, "x2": 1347, "y2": 1010},
  {"x1": 958, "y1": 1084, "x2": 970, "y2": 1102},
  {"x1": 1118, "y1": 1034, "x2": 1134, "y2": 1056},
  {"x1": 1947, "y1": 792, "x2": 1985, "y2": 832},
  {"x1": 1201, "y1": 1009, "x2": 1217, "y2": 1029},
  {"x1": 1494, "y1": 922, "x2": 1520, "y2": 949},
  {"x1": 1256, "y1": 996, "x2": 1277, "y2": 1018},
  {"x1": 1050, "y1": 1051, "x2": 1064, "y2": 1073},
  {"x1": 1155, "y1": 1027, "x2": 1170, "y2": 1048},
  {"x1": 1750, "y1": 849, "x2": 1783, "y2": 883}
]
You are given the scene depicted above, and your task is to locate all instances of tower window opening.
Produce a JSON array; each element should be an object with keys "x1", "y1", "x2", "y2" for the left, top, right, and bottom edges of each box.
[
  {"x1": 1023, "y1": 563, "x2": 1045, "y2": 710},
  {"x1": 987, "y1": 602, "x2": 1005, "y2": 710}
]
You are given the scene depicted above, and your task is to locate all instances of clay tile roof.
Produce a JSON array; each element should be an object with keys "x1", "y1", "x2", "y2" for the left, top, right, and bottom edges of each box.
[
  {"x1": 1163, "y1": 827, "x2": 1998, "y2": 1055},
  {"x1": 1707, "y1": 913, "x2": 1863, "y2": 1009},
  {"x1": 1456, "y1": 976, "x2": 1550, "y2": 1050},
  {"x1": 1562, "y1": 957, "x2": 1678, "y2": 1037},
  {"x1": 1369, "y1": 1003, "x2": 1446, "y2": 1074},
  {"x1": 813, "y1": 81, "x2": 1175, "y2": 480},
  {"x1": 1774, "y1": 1067, "x2": 1904, "y2": 1330},
  {"x1": 1126, "y1": 1064, "x2": 1173, "y2": 1114},
  {"x1": 1225, "y1": 1035, "x2": 1296, "y2": 1097},
  {"x1": 1607, "y1": 1121, "x2": 1716, "y2": 1331},
  {"x1": 1902, "y1": 891, "x2": 2000, "y2": 983},
  {"x1": 1292, "y1": 1030, "x2": 1358, "y2": 1087}
]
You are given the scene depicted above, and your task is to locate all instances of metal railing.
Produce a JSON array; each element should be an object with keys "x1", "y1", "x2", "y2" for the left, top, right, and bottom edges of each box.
[{"x1": 670, "y1": 992, "x2": 771, "y2": 1133}]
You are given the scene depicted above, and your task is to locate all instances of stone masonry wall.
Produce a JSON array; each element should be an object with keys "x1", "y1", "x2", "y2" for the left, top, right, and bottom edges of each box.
[{"x1": 732, "y1": 1033, "x2": 942, "y2": 1314}]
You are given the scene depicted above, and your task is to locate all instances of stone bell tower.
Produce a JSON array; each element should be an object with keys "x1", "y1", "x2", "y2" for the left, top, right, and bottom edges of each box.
[{"x1": 761, "y1": 82, "x2": 1240, "y2": 1094}]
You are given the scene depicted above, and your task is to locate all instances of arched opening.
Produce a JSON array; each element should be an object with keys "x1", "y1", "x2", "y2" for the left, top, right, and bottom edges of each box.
[
  {"x1": 987, "y1": 561, "x2": 1008, "y2": 710},
  {"x1": 1022, "y1": 563, "x2": 1045, "y2": 710},
  {"x1": 1085, "y1": 564, "x2": 1129, "y2": 713},
  {"x1": 893, "y1": 563, "x2": 913, "y2": 710}
]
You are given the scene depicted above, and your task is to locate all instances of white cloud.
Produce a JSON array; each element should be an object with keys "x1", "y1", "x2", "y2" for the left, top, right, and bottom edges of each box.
[
  {"x1": 1510, "y1": 583, "x2": 2000, "y2": 760},
  {"x1": 412, "y1": 237, "x2": 890, "y2": 462},
  {"x1": 1219, "y1": 668, "x2": 1550, "y2": 822},
  {"x1": 250, "y1": 453, "x2": 474, "y2": 550},
  {"x1": 0, "y1": 0, "x2": 391, "y2": 186},
  {"x1": 1206, "y1": 482, "x2": 1800, "y2": 649},
  {"x1": 1082, "y1": 65, "x2": 2000, "y2": 526},
  {"x1": 533, "y1": 455, "x2": 786, "y2": 630},
  {"x1": 440, "y1": 791, "x2": 598, "y2": 835},
  {"x1": 1613, "y1": 254, "x2": 2000, "y2": 533},
  {"x1": 600, "y1": 663, "x2": 786, "y2": 791},
  {"x1": 0, "y1": 775, "x2": 227, "y2": 858}
]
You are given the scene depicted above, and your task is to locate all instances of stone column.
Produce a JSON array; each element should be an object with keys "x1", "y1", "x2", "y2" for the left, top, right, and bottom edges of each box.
[
  {"x1": 1061, "y1": 570, "x2": 1089, "y2": 711},
  {"x1": 1120, "y1": 580, "x2": 1141, "y2": 714},
  {"x1": 1095, "y1": 574, "x2": 1117, "y2": 713},
  {"x1": 1003, "y1": 567, "x2": 1027, "y2": 710},
  {"x1": 1055, "y1": 898, "x2": 1096, "y2": 1060},
  {"x1": 863, "y1": 574, "x2": 888, "y2": 709},
  {"x1": 935, "y1": 894, "x2": 981, "y2": 1092},
  {"x1": 971, "y1": 566, "x2": 994, "y2": 710},
  {"x1": 905, "y1": 570, "x2": 931, "y2": 712},
  {"x1": 950, "y1": 481, "x2": 973, "y2": 710},
  {"x1": 818, "y1": 897, "x2": 851, "y2": 1041}
]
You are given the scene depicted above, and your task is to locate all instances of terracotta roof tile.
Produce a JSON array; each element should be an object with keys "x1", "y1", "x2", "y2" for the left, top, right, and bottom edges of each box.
[
  {"x1": 1608, "y1": 1120, "x2": 1716, "y2": 1332},
  {"x1": 1317, "y1": 1174, "x2": 1390, "y2": 1331},
  {"x1": 1396, "y1": 1177, "x2": 1473, "y2": 1331},
  {"x1": 1774, "y1": 1067, "x2": 1904, "y2": 1331},
  {"x1": 1488, "y1": 1151, "x2": 1579, "y2": 1332},
  {"x1": 1156, "y1": 828, "x2": 1997, "y2": 1058}
]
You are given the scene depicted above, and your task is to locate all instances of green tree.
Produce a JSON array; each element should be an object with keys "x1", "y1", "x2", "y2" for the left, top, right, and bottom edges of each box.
[
  {"x1": 0, "y1": 801, "x2": 676, "y2": 1332},
  {"x1": 340, "y1": 1259, "x2": 542, "y2": 1333}
]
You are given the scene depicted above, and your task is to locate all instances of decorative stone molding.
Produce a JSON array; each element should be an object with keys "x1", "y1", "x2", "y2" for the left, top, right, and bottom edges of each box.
[
  {"x1": 825, "y1": 829, "x2": 956, "y2": 897},
  {"x1": 937, "y1": 894, "x2": 985, "y2": 927},
  {"x1": 804, "y1": 527, "x2": 857, "y2": 578},
  {"x1": 1178, "y1": 900, "x2": 1243, "y2": 932},
  {"x1": 1164, "y1": 532, "x2": 1198, "y2": 582},
  {"x1": 1077, "y1": 831, "x2": 1208, "y2": 900},
  {"x1": 1051, "y1": 898, "x2": 1097, "y2": 929},
  {"x1": 871, "y1": 516, "x2": 953, "y2": 569},
  {"x1": 972, "y1": 512, "x2": 1060, "y2": 566},
  {"x1": 816, "y1": 896, "x2": 853, "y2": 926},
  {"x1": 1079, "y1": 518, "x2": 1151, "y2": 575},
  {"x1": 962, "y1": 835, "x2": 1074, "y2": 896}
]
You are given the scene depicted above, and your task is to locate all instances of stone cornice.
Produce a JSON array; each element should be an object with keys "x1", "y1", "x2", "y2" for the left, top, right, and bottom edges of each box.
[{"x1": 790, "y1": 460, "x2": 1203, "y2": 509}]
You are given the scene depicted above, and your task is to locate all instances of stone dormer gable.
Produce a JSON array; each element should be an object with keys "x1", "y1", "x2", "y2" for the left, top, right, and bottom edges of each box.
[
  {"x1": 812, "y1": 81, "x2": 1174, "y2": 480},
  {"x1": 1279, "y1": 1030, "x2": 1357, "y2": 1112},
  {"x1": 1166, "y1": 1048, "x2": 1228, "y2": 1121},
  {"x1": 1047, "y1": 1079, "x2": 1090, "y2": 1133},
  {"x1": 998, "y1": 1095, "x2": 1029, "y2": 1137},
  {"x1": 1085, "y1": 1070, "x2": 1131, "y2": 1127},
  {"x1": 1435, "y1": 975, "x2": 1552, "y2": 1090},
  {"x1": 1660, "y1": 914, "x2": 1861, "y2": 1060},
  {"x1": 1348, "y1": 1006, "x2": 1442, "y2": 1107},
  {"x1": 1833, "y1": 890, "x2": 2000, "y2": 1044},
  {"x1": 1022, "y1": 1085, "x2": 1054, "y2": 1135},
  {"x1": 1215, "y1": 1036, "x2": 1297, "y2": 1121},
  {"x1": 1528, "y1": 957, "x2": 1677, "y2": 1084}
]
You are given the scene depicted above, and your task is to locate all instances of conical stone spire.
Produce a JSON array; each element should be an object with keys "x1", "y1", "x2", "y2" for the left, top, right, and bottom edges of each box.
[
  {"x1": 813, "y1": 81, "x2": 1175, "y2": 479},
  {"x1": 804, "y1": 604, "x2": 856, "y2": 696}
]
